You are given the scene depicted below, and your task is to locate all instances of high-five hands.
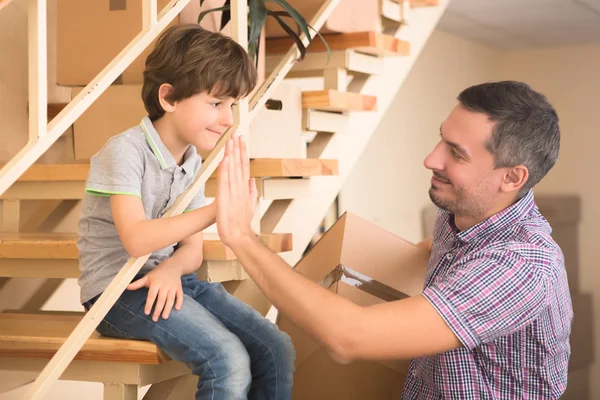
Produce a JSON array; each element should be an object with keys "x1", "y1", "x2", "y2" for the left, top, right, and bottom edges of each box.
[{"x1": 215, "y1": 136, "x2": 259, "y2": 246}]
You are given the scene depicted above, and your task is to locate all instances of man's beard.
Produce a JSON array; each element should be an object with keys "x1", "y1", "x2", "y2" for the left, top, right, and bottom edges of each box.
[{"x1": 429, "y1": 185, "x2": 486, "y2": 218}]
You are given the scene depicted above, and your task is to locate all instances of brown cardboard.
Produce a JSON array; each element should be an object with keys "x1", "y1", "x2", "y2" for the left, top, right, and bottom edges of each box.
[
  {"x1": 569, "y1": 292, "x2": 595, "y2": 371},
  {"x1": 72, "y1": 85, "x2": 146, "y2": 162},
  {"x1": 265, "y1": 0, "x2": 379, "y2": 38},
  {"x1": 57, "y1": 0, "x2": 175, "y2": 86},
  {"x1": 278, "y1": 212, "x2": 429, "y2": 399}
]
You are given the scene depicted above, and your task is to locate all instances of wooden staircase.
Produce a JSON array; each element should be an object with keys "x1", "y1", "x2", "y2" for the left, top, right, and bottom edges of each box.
[{"x1": 0, "y1": 0, "x2": 449, "y2": 398}]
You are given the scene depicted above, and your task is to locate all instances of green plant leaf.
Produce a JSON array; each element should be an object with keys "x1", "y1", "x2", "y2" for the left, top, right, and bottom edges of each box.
[
  {"x1": 270, "y1": 12, "x2": 307, "y2": 60},
  {"x1": 248, "y1": 0, "x2": 268, "y2": 58},
  {"x1": 220, "y1": 0, "x2": 231, "y2": 30},
  {"x1": 307, "y1": 23, "x2": 331, "y2": 63},
  {"x1": 267, "y1": 0, "x2": 311, "y2": 43},
  {"x1": 197, "y1": 4, "x2": 231, "y2": 24}
]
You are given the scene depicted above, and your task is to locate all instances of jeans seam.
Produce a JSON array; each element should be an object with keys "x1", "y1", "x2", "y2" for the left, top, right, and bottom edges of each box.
[
  {"x1": 202, "y1": 301, "x2": 280, "y2": 398},
  {"x1": 110, "y1": 298, "x2": 217, "y2": 394}
]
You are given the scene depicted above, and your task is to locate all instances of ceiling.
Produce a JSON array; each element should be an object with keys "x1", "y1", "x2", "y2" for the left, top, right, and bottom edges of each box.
[{"x1": 437, "y1": 0, "x2": 600, "y2": 50}]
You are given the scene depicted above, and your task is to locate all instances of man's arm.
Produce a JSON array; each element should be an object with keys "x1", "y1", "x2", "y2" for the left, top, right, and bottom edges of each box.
[
  {"x1": 230, "y1": 235, "x2": 460, "y2": 361},
  {"x1": 111, "y1": 195, "x2": 215, "y2": 257},
  {"x1": 216, "y1": 137, "x2": 461, "y2": 362}
]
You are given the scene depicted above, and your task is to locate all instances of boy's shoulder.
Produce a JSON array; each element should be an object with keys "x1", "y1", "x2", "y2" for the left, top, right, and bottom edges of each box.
[{"x1": 91, "y1": 124, "x2": 148, "y2": 164}]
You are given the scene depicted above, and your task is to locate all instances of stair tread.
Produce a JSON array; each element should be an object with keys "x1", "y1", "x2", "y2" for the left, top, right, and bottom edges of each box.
[
  {"x1": 266, "y1": 31, "x2": 410, "y2": 57},
  {"x1": 0, "y1": 232, "x2": 292, "y2": 261},
  {"x1": 14, "y1": 158, "x2": 339, "y2": 182},
  {"x1": 302, "y1": 90, "x2": 377, "y2": 112},
  {"x1": 392, "y1": 0, "x2": 439, "y2": 5},
  {"x1": 0, "y1": 313, "x2": 167, "y2": 364}
]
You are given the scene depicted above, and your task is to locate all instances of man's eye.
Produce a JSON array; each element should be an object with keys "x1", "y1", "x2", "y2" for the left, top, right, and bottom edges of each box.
[{"x1": 451, "y1": 149, "x2": 461, "y2": 159}]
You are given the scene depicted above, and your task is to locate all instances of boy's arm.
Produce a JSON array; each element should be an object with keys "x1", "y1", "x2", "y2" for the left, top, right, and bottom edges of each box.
[
  {"x1": 165, "y1": 231, "x2": 205, "y2": 275},
  {"x1": 111, "y1": 194, "x2": 216, "y2": 257}
]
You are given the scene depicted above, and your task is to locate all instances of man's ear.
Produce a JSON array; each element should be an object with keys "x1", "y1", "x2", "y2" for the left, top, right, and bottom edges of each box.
[
  {"x1": 158, "y1": 83, "x2": 176, "y2": 113},
  {"x1": 501, "y1": 165, "x2": 529, "y2": 194}
]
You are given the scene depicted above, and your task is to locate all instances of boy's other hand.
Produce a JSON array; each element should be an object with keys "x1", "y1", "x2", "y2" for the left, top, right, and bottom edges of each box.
[
  {"x1": 216, "y1": 136, "x2": 258, "y2": 246},
  {"x1": 127, "y1": 262, "x2": 184, "y2": 322}
]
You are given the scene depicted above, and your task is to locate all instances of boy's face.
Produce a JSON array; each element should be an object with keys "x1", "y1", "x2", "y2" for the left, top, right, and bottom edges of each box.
[{"x1": 172, "y1": 90, "x2": 236, "y2": 152}]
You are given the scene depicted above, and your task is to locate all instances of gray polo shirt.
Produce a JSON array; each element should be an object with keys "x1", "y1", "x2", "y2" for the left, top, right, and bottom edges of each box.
[{"x1": 77, "y1": 116, "x2": 205, "y2": 303}]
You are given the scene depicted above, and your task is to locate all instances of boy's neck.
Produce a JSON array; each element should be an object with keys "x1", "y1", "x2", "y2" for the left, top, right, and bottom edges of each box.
[{"x1": 151, "y1": 116, "x2": 189, "y2": 166}]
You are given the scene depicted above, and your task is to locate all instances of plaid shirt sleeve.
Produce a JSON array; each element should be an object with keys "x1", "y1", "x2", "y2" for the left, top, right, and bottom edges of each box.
[{"x1": 422, "y1": 251, "x2": 549, "y2": 349}]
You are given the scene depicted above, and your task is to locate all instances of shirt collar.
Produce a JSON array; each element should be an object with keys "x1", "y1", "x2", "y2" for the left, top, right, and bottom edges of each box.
[
  {"x1": 140, "y1": 116, "x2": 198, "y2": 173},
  {"x1": 443, "y1": 190, "x2": 536, "y2": 244}
]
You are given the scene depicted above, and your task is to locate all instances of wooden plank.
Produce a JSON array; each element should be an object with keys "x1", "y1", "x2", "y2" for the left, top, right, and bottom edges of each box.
[
  {"x1": 28, "y1": 0, "x2": 48, "y2": 142},
  {"x1": 266, "y1": 51, "x2": 384, "y2": 77},
  {"x1": 104, "y1": 383, "x2": 137, "y2": 400},
  {"x1": 1, "y1": 181, "x2": 85, "y2": 200},
  {"x1": 13, "y1": 158, "x2": 338, "y2": 183},
  {"x1": 303, "y1": 109, "x2": 349, "y2": 133},
  {"x1": 0, "y1": 357, "x2": 188, "y2": 386},
  {"x1": 266, "y1": 32, "x2": 410, "y2": 57},
  {"x1": 208, "y1": 158, "x2": 338, "y2": 178},
  {"x1": 392, "y1": 0, "x2": 439, "y2": 5},
  {"x1": 0, "y1": 259, "x2": 79, "y2": 279},
  {"x1": 0, "y1": 232, "x2": 293, "y2": 261},
  {"x1": 0, "y1": 313, "x2": 167, "y2": 364},
  {"x1": 261, "y1": 178, "x2": 312, "y2": 200},
  {"x1": 302, "y1": 90, "x2": 377, "y2": 112},
  {"x1": 2, "y1": 199, "x2": 20, "y2": 232}
]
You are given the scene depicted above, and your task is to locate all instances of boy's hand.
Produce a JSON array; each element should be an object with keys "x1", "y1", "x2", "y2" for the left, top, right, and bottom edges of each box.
[
  {"x1": 216, "y1": 136, "x2": 258, "y2": 246},
  {"x1": 127, "y1": 262, "x2": 184, "y2": 322}
]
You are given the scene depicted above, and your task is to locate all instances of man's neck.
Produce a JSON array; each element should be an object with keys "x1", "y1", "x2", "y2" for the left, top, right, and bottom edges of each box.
[
  {"x1": 454, "y1": 195, "x2": 520, "y2": 231},
  {"x1": 152, "y1": 117, "x2": 189, "y2": 165}
]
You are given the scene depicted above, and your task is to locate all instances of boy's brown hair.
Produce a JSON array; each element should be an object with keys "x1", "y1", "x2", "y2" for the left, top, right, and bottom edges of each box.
[{"x1": 142, "y1": 24, "x2": 257, "y2": 121}]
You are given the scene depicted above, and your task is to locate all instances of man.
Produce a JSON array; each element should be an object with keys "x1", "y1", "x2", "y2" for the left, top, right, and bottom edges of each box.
[{"x1": 215, "y1": 81, "x2": 572, "y2": 399}]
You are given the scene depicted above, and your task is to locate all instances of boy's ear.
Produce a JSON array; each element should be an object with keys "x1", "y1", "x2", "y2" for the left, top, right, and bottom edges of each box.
[{"x1": 158, "y1": 83, "x2": 177, "y2": 113}]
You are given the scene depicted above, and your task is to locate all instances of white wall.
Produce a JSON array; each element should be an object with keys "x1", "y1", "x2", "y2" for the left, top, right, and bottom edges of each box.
[
  {"x1": 500, "y1": 44, "x2": 600, "y2": 399},
  {"x1": 341, "y1": 29, "x2": 503, "y2": 242}
]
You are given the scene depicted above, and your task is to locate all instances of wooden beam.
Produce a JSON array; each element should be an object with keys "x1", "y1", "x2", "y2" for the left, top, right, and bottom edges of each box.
[
  {"x1": 266, "y1": 32, "x2": 410, "y2": 57},
  {"x1": 1, "y1": 181, "x2": 85, "y2": 200},
  {"x1": 302, "y1": 90, "x2": 377, "y2": 112},
  {"x1": 28, "y1": 0, "x2": 48, "y2": 142}
]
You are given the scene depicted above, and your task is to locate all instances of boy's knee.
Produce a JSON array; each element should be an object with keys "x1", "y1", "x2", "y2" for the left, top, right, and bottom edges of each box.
[
  {"x1": 270, "y1": 329, "x2": 296, "y2": 371},
  {"x1": 221, "y1": 341, "x2": 252, "y2": 391}
]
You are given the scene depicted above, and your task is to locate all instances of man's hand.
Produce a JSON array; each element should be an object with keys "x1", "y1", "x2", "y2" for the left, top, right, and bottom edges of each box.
[
  {"x1": 216, "y1": 136, "x2": 258, "y2": 246},
  {"x1": 127, "y1": 261, "x2": 184, "y2": 322}
]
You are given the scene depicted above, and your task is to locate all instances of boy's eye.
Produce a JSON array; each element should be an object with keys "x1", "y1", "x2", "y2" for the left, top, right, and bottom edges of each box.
[{"x1": 211, "y1": 102, "x2": 221, "y2": 107}]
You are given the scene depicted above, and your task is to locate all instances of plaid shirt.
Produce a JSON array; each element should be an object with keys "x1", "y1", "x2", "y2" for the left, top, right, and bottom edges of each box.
[{"x1": 403, "y1": 190, "x2": 572, "y2": 399}]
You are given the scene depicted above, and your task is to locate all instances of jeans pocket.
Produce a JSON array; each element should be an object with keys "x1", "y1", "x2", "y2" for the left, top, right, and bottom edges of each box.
[{"x1": 96, "y1": 319, "x2": 134, "y2": 340}]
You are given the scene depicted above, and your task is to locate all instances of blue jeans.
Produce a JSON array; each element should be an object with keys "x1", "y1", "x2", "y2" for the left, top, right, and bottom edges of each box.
[{"x1": 84, "y1": 274, "x2": 295, "y2": 399}]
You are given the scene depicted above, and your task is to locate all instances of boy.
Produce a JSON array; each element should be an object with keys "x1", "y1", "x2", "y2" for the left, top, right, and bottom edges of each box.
[{"x1": 77, "y1": 25, "x2": 295, "y2": 399}]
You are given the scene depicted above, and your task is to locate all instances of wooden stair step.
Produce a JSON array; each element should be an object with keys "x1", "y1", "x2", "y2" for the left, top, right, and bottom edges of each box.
[
  {"x1": 0, "y1": 313, "x2": 167, "y2": 364},
  {"x1": 302, "y1": 90, "x2": 377, "y2": 112},
  {"x1": 0, "y1": 232, "x2": 292, "y2": 261},
  {"x1": 15, "y1": 159, "x2": 339, "y2": 181},
  {"x1": 266, "y1": 31, "x2": 410, "y2": 57},
  {"x1": 392, "y1": 0, "x2": 439, "y2": 6}
]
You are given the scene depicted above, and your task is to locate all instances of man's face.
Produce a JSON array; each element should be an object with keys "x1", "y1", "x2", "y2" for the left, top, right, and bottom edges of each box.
[{"x1": 424, "y1": 105, "x2": 506, "y2": 219}]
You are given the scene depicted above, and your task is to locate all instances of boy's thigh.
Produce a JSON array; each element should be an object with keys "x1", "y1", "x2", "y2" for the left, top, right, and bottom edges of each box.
[
  {"x1": 100, "y1": 288, "x2": 248, "y2": 362},
  {"x1": 188, "y1": 279, "x2": 293, "y2": 353}
]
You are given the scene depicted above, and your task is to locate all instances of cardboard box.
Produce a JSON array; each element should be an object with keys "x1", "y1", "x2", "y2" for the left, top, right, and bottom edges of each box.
[
  {"x1": 569, "y1": 292, "x2": 595, "y2": 372},
  {"x1": 72, "y1": 85, "x2": 146, "y2": 162},
  {"x1": 265, "y1": 0, "x2": 379, "y2": 38},
  {"x1": 58, "y1": 1, "x2": 265, "y2": 87},
  {"x1": 249, "y1": 83, "x2": 305, "y2": 159},
  {"x1": 57, "y1": 0, "x2": 175, "y2": 86},
  {"x1": 278, "y1": 212, "x2": 430, "y2": 399}
]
